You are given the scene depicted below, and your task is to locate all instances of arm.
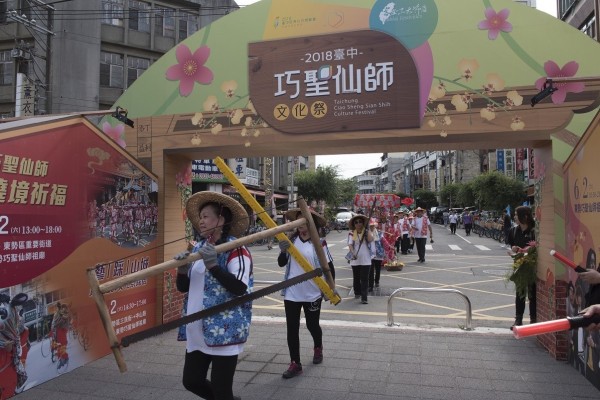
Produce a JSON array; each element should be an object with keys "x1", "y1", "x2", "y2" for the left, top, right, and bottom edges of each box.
[
  {"x1": 176, "y1": 273, "x2": 190, "y2": 293},
  {"x1": 209, "y1": 247, "x2": 250, "y2": 296}
]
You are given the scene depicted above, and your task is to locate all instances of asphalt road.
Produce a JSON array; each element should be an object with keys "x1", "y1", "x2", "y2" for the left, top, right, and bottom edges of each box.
[{"x1": 249, "y1": 223, "x2": 518, "y2": 331}]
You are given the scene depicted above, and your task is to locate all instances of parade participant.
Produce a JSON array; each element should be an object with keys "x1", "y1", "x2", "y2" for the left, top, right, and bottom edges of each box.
[
  {"x1": 277, "y1": 208, "x2": 334, "y2": 379},
  {"x1": 51, "y1": 302, "x2": 71, "y2": 369},
  {"x1": 348, "y1": 214, "x2": 373, "y2": 304},
  {"x1": 506, "y1": 205, "x2": 536, "y2": 330},
  {"x1": 368, "y1": 218, "x2": 385, "y2": 291},
  {"x1": 175, "y1": 191, "x2": 253, "y2": 400},
  {"x1": 398, "y1": 210, "x2": 411, "y2": 255},
  {"x1": 410, "y1": 207, "x2": 432, "y2": 263}
]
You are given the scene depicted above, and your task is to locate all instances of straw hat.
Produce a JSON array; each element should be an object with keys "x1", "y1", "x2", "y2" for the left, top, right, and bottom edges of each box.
[
  {"x1": 369, "y1": 218, "x2": 379, "y2": 226},
  {"x1": 414, "y1": 207, "x2": 425, "y2": 212},
  {"x1": 284, "y1": 208, "x2": 326, "y2": 228},
  {"x1": 185, "y1": 191, "x2": 249, "y2": 237},
  {"x1": 348, "y1": 214, "x2": 368, "y2": 230}
]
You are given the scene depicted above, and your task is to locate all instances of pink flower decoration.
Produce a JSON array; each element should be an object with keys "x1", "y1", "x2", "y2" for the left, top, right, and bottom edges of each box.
[
  {"x1": 102, "y1": 121, "x2": 126, "y2": 148},
  {"x1": 534, "y1": 61, "x2": 585, "y2": 104},
  {"x1": 478, "y1": 8, "x2": 512, "y2": 40},
  {"x1": 166, "y1": 44, "x2": 214, "y2": 97}
]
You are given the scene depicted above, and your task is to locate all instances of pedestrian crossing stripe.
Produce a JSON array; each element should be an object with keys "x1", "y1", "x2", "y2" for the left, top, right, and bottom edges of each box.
[{"x1": 424, "y1": 244, "x2": 492, "y2": 251}]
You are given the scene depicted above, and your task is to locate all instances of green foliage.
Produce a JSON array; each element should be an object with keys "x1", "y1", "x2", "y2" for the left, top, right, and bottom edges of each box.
[
  {"x1": 295, "y1": 165, "x2": 339, "y2": 206},
  {"x1": 396, "y1": 191, "x2": 410, "y2": 199},
  {"x1": 470, "y1": 171, "x2": 526, "y2": 211},
  {"x1": 412, "y1": 189, "x2": 438, "y2": 210},
  {"x1": 439, "y1": 183, "x2": 461, "y2": 207},
  {"x1": 457, "y1": 182, "x2": 477, "y2": 207},
  {"x1": 337, "y1": 178, "x2": 358, "y2": 207},
  {"x1": 506, "y1": 244, "x2": 538, "y2": 298}
]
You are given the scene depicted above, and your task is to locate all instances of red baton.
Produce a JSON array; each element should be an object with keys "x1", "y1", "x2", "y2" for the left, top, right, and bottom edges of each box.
[
  {"x1": 550, "y1": 250, "x2": 586, "y2": 273},
  {"x1": 513, "y1": 315, "x2": 600, "y2": 339}
]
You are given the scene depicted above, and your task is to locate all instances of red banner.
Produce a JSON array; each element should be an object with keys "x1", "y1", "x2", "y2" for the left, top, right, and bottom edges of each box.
[{"x1": 354, "y1": 194, "x2": 401, "y2": 210}]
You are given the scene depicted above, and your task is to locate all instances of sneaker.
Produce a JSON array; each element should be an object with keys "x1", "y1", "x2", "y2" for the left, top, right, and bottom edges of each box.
[
  {"x1": 354, "y1": 294, "x2": 360, "y2": 299},
  {"x1": 375, "y1": 283, "x2": 379, "y2": 288},
  {"x1": 282, "y1": 361, "x2": 303, "y2": 379},
  {"x1": 361, "y1": 300, "x2": 368, "y2": 304},
  {"x1": 313, "y1": 346, "x2": 323, "y2": 364}
]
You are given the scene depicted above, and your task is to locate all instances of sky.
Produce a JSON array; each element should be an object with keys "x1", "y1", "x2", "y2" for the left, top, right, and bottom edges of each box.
[{"x1": 235, "y1": 0, "x2": 558, "y2": 178}]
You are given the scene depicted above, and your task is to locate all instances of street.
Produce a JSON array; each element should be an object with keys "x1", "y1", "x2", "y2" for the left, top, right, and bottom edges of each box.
[{"x1": 249, "y1": 223, "x2": 517, "y2": 330}]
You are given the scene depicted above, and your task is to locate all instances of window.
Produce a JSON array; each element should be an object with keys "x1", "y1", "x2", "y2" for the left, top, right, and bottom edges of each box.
[
  {"x1": 100, "y1": 51, "x2": 124, "y2": 88},
  {"x1": 127, "y1": 56, "x2": 150, "y2": 88},
  {"x1": 558, "y1": 0, "x2": 577, "y2": 19},
  {"x1": 178, "y1": 12, "x2": 200, "y2": 41},
  {"x1": 102, "y1": 0, "x2": 124, "y2": 27},
  {"x1": 129, "y1": 0, "x2": 150, "y2": 32},
  {"x1": 581, "y1": 15, "x2": 596, "y2": 39},
  {"x1": 0, "y1": 50, "x2": 14, "y2": 85},
  {"x1": 154, "y1": 7, "x2": 175, "y2": 38}
]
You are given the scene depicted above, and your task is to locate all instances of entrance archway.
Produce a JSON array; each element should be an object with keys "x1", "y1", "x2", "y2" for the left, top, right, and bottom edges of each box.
[{"x1": 105, "y1": 0, "x2": 600, "y2": 369}]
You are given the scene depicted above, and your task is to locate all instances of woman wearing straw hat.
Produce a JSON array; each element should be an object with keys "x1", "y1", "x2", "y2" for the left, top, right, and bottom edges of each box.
[
  {"x1": 175, "y1": 191, "x2": 253, "y2": 400},
  {"x1": 276, "y1": 208, "x2": 335, "y2": 379},
  {"x1": 348, "y1": 214, "x2": 373, "y2": 304}
]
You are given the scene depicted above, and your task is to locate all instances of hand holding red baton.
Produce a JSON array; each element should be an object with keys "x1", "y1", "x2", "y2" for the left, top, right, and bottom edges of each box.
[
  {"x1": 513, "y1": 314, "x2": 600, "y2": 339},
  {"x1": 550, "y1": 249, "x2": 586, "y2": 273}
]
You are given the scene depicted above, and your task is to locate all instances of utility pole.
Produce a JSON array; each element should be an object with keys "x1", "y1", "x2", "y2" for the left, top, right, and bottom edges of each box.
[{"x1": 7, "y1": 0, "x2": 55, "y2": 115}]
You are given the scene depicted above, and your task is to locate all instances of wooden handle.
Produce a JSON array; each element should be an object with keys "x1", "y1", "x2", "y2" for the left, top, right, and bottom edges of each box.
[
  {"x1": 298, "y1": 200, "x2": 335, "y2": 290},
  {"x1": 86, "y1": 268, "x2": 128, "y2": 372},
  {"x1": 98, "y1": 218, "x2": 307, "y2": 293}
]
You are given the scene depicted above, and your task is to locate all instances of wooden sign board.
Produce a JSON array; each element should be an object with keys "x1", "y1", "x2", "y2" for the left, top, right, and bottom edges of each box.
[{"x1": 248, "y1": 30, "x2": 421, "y2": 134}]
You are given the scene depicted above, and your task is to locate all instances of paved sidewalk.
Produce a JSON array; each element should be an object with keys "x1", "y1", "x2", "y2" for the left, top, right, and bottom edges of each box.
[{"x1": 15, "y1": 317, "x2": 599, "y2": 400}]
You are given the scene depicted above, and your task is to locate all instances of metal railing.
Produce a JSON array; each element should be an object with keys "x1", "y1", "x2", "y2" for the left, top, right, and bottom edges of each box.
[{"x1": 387, "y1": 287, "x2": 473, "y2": 330}]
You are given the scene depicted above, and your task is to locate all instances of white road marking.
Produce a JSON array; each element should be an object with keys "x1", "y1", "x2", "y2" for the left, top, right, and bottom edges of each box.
[
  {"x1": 449, "y1": 245, "x2": 462, "y2": 251},
  {"x1": 475, "y1": 245, "x2": 491, "y2": 251}
]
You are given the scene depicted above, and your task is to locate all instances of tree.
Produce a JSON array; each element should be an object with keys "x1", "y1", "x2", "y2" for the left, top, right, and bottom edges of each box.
[
  {"x1": 439, "y1": 183, "x2": 461, "y2": 207},
  {"x1": 294, "y1": 165, "x2": 339, "y2": 207},
  {"x1": 337, "y1": 178, "x2": 358, "y2": 207},
  {"x1": 412, "y1": 189, "x2": 438, "y2": 210},
  {"x1": 457, "y1": 182, "x2": 477, "y2": 207},
  {"x1": 470, "y1": 171, "x2": 526, "y2": 211}
]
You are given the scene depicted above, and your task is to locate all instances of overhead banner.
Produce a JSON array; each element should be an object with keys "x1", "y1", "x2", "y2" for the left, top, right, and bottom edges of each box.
[
  {"x1": 0, "y1": 119, "x2": 159, "y2": 397},
  {"x1": 249, "y1": 30, "x2": 420, "y2": 134},
  {"x1": 354, "y1": 193, "x2": 401, "y2": 210}
]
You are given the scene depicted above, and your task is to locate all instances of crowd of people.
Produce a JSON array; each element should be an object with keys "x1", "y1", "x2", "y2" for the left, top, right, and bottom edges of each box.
[
  {"x1": 87, "y1": 199, "x2": 158, "y2": 244},
  {"x1": 170, "y1": 192, "x2": 600, "y2": 400}
]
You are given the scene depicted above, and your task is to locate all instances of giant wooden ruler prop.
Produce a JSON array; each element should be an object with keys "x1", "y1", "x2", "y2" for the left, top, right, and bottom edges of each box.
[{"x1": 213, "y1": 157, "x2": 340, "y2": 304}]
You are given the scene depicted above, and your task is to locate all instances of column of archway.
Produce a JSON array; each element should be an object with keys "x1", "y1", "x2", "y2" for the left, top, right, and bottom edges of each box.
[{"x1": 153, "y1": 151, "x2": 192, "y2": 323}]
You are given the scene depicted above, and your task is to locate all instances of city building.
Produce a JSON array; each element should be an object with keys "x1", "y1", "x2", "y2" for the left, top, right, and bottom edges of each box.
[{"x1": 558, "y1": 0, "x2": 598, "y2": 38}]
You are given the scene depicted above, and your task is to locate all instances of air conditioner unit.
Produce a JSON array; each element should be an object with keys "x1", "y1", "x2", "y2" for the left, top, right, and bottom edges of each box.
[{"x1": 10, "y1": 49, "x2": 23, "y2": 58}]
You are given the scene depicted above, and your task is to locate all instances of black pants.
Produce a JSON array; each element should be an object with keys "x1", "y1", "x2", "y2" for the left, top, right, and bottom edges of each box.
[
  {"x1": 450, "y1": 223, "x2": 457, "y2": 234},
  {"x1": 400, "y1": 234, "x2": 409, "y2": 254},
  {"x1": 352, "y1": 264, "x2": 371, "y2": 301},
  {"x1": 415, "y1": 237, "x2": 427, "y2": 261},
  {"x1": 369, "y1": 259, "x2": 382, "y2": 289},
  {"x1": 515, "y1": 283, "x2": 537, "y2": 321},
  {"x1": 464, "y1": 223, "x2": 472, "y2": 236},
  {"x1": 395, "y1": 236, "x2": 401, "y2": 253},
  {"x1": 182, "y1": 350, "x2": 238, "y2": 400},
  {"x1": 284, "y1": 298, "x2": 323, "y2": 364}
]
